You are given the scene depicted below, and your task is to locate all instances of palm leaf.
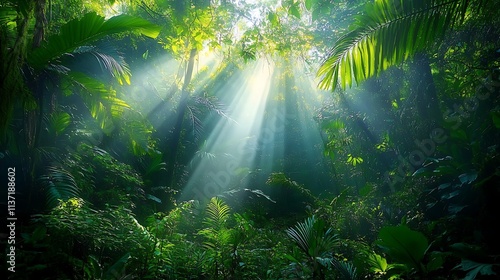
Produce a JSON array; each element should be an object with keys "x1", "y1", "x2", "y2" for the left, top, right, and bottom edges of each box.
[
  {"x1": 331, "y1": 258, "x2": 359, "y2": 280},
  {"x1": 39, "y1": 165, "x2": 80, "y2": 209},
  {"x1": 28, "y1": 12, "x2": 161, "y2": 70},
  {"x1": 67, "y1": 72, "x2": 130, "y2": 134},
  {"x1": 48, "y1": 110, "x2": 71, "y2": 136},
  {"x1": 317, "y1": 0, "x2": 480, "y2": 91},
  {"x1": 286, "y1": 215, "x2": 339, "y2": 259},
  {"x1": 69, "y1": 44, "x2": 132, "y2": 85},
  {"x1": 0, "y1": 6, "x2": 18, "y2": 26}
]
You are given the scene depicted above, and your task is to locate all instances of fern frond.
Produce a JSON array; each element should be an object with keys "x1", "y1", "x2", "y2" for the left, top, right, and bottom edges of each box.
[
  {"x1": 317, "y1": 0, "x2": 478, "y2": 91},
  {"x1": 204, "y1": 197, "x2": 230, "y2": 230}
]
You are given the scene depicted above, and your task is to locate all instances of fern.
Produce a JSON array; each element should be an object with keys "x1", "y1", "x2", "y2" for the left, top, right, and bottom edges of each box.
[{"x1": 204, "y1": 197, "x2": 230, "y2": 230}]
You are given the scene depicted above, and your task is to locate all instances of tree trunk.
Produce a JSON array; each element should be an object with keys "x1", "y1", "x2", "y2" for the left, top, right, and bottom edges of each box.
[
  {"x1": 410, "y1": 53, "x2": 443, "y2": 128},
  {"x1": 162, "y1": 48, "x2": 197, "y2": 204}
]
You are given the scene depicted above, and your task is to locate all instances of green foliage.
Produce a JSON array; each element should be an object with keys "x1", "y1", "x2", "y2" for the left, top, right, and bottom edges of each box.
[
  {"x1": 364, "y1": 251, "x2": 394, "y2": 276},
  {"x1": 317, "y1": 0, "x2": 483, "y2": 91},
  {"x1": 286, "y1": 215, "x2": 339, "y2": 260},
  {"x1": 267, "y1": 172, "x2": 317, "y2": 202},
  {"x1": 203, "y1": 196, "x2": 231, "y2": 230},
  {"x1": 38, "y1": 165, "x2": 80, "y2": 209},
  {"x1": 454, "y1": 259, "x2": 498, "y2": 280},
  {"x1": 285, "y1": 215, "x2": 340, "y2": 279},
  {"x1": 330, "y1": 258, "x2": 360, "y2": 280},
  {"x1": 66, "y1": 143, "x2": 146, "y2": 209},
  {"x1": 377, "y1": 225, "x2": 428, "y2": 271},
  {"x1": 29, "y1": 12, "x2": 161, "y2": 73},
  {"x1": 27, "y1": 198, "x2": 154, "y2": 279},
  {"x1": 347, "y1": 154, "x2": 363, "y2": 166}
]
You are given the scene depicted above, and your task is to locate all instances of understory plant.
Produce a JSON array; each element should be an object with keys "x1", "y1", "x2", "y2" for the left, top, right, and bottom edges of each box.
[{"x1": 284, "y1": 215, "x2": 342, "y2": 279}]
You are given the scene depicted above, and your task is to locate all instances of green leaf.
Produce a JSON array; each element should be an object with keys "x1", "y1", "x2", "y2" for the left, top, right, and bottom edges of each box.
[
  {"x1": 426, "y1": 251, "x2": 444, "y2": 272},
  {"x1": 289, "y1": 3, "x2": 301, "y2": 19},
  {"x1": 268, "y1": 11, "x2": 279, "y2": 26},
  {"x1": 286, "y1": 216, "x2": 339, "y2": 259},
  {"x1": 366, "y1": 251, "x2": 389, "y2": 273},
  {"x1": 455, "y1": 260, "x2": 497, "y2": 280},
  {"x1": 490, "y1": 110, "x2": 500, "y2": 128},
  {"x1": 377, "y1": 225, "x2": 428, "y2": 270},
  {"x1": 458, "y1": 171, "x2": 477, "y2": 185},
  {"x1": 49, "y1": 111, "x2": 71, "y2": 136},
  {"x1": 29, "y1": 12, "x2": 161, "y2": 69},
  {"x1": 305, "y1": 0, "x2": 315, "y2": 11},
  {"x1": 317, "y1": 0, "x2": 477, "y2": 91}
]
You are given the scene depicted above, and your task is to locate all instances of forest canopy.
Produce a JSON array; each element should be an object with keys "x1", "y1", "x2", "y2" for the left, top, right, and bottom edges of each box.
[{"x1": 1, "y1": 0, "x2": 499, "y2": 279}]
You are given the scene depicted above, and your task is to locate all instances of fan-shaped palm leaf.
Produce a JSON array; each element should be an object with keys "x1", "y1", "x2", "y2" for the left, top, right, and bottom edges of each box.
[
  {"x1": 286, "y1": 215, "x2": 339, "y2": 259},
  {"x1": 331, "y1": 258, "x2": 359, "y2": 280},
  {"x1": 69, "y1": 44, "x2": 132, "y2": 85},
  {"x1": 28, "y1": 12, "x2": 161, "y2": 72},
  {"x1": 317, "y1": 0, "x2": 483, "y2": 91}
]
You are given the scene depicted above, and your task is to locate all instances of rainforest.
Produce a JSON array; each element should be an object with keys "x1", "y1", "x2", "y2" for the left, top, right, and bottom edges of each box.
[{"x1": 1, "y1": 0, "x2": 499, "y2": 279}]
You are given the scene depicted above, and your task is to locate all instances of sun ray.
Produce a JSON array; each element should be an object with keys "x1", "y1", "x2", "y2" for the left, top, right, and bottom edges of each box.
[{"x1": 180, "y1": 59, "x2": 274, "y2": 201}]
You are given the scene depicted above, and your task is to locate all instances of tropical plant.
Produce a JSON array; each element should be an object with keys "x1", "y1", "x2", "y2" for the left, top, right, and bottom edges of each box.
[
  {"x1": 285, "y1": 215, "x2": 340, "y2": 279},
  {"x1": 317, "y1": 0, "x2": 486, "y2": 91},
  {"x1": 376, "y1": 225, "x2": 444, "y2": 278},
  {"x1": 330, "y1": 258, "x2": 360, "y2": 280},
  {"x1": 198, "y1": 197, "x2": 234, "y2": 278},
  {"x1": 38, "y1": 165, "x2": 80, "y2": 209}
]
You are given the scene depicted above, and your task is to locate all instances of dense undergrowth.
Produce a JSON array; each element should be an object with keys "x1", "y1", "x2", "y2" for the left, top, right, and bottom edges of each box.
[{"x1": 7, "y1": 152, "x2": 500, "y2": 279}]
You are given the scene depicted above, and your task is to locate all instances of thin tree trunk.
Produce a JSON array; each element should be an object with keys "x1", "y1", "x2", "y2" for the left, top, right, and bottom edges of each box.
[{"x1": 162, "y1": 48, "x2": 197, "y2": 204}]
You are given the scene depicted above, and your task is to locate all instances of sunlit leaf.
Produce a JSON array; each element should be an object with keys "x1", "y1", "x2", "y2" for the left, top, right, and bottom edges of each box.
[
  {"x1": 318, "y1": 0, "x2": 478, "y2": 91},
  {"x1": 29, "y1": 12, "x2": 161, "y2": 69}
]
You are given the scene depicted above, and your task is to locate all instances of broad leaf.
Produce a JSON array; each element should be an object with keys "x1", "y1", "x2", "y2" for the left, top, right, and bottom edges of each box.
[{"x1": 377, "y1": 225, "x2": 429, "y2": 270}]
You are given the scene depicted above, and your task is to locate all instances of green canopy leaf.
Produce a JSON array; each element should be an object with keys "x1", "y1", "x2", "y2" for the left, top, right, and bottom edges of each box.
[
  {"x1": 317, "y1": 0, "x2": 478, "y2": 91},
  {"x1": 28, "y1": 12, "x2": 161, "y2": 69}
]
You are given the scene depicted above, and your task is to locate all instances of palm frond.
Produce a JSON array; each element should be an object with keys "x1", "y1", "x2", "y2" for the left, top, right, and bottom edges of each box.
[
  {"x1": 193, "y1": 95, "x2": 234, "y2": 122},
  {"x1": 0, "y1": 6, "x2": 18, "y2": 26},
  {"x1": 317, "y1": 0, "x2": 478, "y2": 91},
  {"x1": 28, "y1": 12, "x2": 161, "y2": 70},
  {"x1": 39, "y1": 165, "x2": 80, "y2": 209},
  {"x1": 186, "y1": 105, "x2": 204, "y2": 141},
  {"x1": 67, "y1": 72, "x2": 130, "y2": 134},
  {"x1": 331, "y1": 258, "x2": 359, "y2": 280},
  {"x1": 286, "y1": 215, "x2": 339, "y2": 259},
  {"x1": 70, "y1": 43, "x2": 131, "y2": 85},
  {"x1": 48, "y1": 110, "x2": 71, "y2": 136}
]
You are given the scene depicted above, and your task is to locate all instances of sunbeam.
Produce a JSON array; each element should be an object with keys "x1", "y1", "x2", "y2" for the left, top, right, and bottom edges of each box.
[{"x1": 180, "y1": 59, "x2": 274, "y2": 201}]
